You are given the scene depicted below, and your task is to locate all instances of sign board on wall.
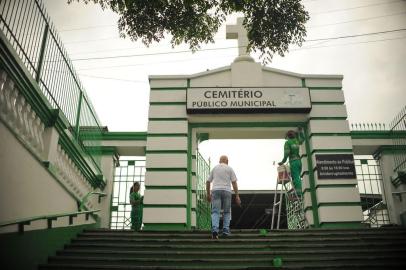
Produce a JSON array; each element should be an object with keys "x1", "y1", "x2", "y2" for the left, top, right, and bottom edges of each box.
[
  {"x1": 315, "y1": 154, "x2": 357, "y2": 179},
  {"x1": 186, "y1": 87, "x2": 311, "y2": 114}
]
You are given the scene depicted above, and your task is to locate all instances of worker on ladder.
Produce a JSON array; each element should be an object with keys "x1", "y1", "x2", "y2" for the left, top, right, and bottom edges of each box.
[{"x1": 278, "y1": 127, "x2": 304, "y2": 198}]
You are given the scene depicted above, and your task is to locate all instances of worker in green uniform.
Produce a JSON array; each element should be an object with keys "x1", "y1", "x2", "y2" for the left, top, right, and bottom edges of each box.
[
  {"x1": 278, "y1": 128, "x2": 305, "y2": 197},
  {"x1": 129, "y1": 182, "x2": 143, "y2": 230}
]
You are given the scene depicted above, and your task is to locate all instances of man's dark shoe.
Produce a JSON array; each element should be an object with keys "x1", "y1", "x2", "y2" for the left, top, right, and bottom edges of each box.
[
  {"x1": 221, "y1": 232, "x2": 230, "y2": 238},
  {"x1": 212, "y1": 231, "x2": 219, "y2": 239}
]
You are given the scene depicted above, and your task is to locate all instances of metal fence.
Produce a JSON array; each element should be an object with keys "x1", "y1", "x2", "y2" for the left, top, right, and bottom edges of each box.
[
  {"x1": 110, "y1": 155, "x2": 211, "y2": 230},
  {"x1": 350, "y1": 123, "x2": 388, "y2": 131},
  {"x1": 355, "y1": 156, "x2": 390, "y2": 227},
  {"x1": 0, "y1": 0, "x2": 102, "y2": 173},
  {"x1": 196, "y1": 152, "x2": 211, "y2": 230},
  {"x1": 110, "y1": 159, "x2": 146, "y2": 230},
  {"x1": 390, "y1": 106, "x2": 406, "y2": 174}
]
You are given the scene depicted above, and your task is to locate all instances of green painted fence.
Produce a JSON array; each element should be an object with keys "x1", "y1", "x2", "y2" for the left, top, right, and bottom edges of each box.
[
  {"x1": 196, "y1": 152, "x2": 211, "y2": 229},
  {"x1": 0, "y1": 0, "x2": 103, "y2": 175},
  {"x1": 390, "y1": 106, "x2": 406, "y2": 173}
]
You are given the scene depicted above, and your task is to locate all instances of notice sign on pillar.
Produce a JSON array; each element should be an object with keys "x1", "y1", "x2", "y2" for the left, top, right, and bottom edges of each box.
[
  {"x1": 186, "y1": 87, "x2": 311, "y2": 114},
  {"x1": 315, "y1": 154, "x2": 357, "y2": 179}
]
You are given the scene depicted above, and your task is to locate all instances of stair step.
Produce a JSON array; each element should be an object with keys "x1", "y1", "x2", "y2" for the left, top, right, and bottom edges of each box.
[
  {"x1": 39, "y1": 228, "x2": 406, "y2": 269},
  {"x1": 71, "y1": 235, "x2": 406, "y2": 244},
  {"x1": 44, "y1": 254, "x2": 406, "y2": 268},
  {"x1": 39, "y1": 264, "x2": 289, "y2": 270},
  {"x1": 84, "y1": 228, "x2": 405, "y2": 234},
  {"x1": 78, "y1": 230, "x2": 406, "y2": 238},
  {"x1": 38, "y1": 264, "x2": 405, "y2": 270},
  {"x1": 65, "y1": 241, "x2": 406, "y2": 251},
  {"x1": 56, "y1": 248, "x2": 406, "y2": 260}
]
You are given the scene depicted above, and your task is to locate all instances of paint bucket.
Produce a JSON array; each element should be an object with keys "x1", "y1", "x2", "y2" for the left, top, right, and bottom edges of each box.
[{"x1": 277, "y1": 165, "x2": 291, "y2": 184}]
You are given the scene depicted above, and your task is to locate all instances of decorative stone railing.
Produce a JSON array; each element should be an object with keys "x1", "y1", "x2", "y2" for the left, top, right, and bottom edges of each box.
[
  {"x1": 0, "y1": 69, "x2": 96, "y2": 210},
  {"x1": 54, "y1": 144, "x2": 95, "y2": 210},
  {"x1": 0, "y1": 70, "x2": 45, "y2": 157}
]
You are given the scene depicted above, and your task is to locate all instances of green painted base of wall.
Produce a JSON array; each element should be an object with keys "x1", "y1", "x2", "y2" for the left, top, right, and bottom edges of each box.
[
  {"x1": 0, "y1": 223, "x2": 97, "y2": 270},
  {"x1": 319, "y1": 222, "x2": 367, "y2": 229},
  {"x1": 143, "y1": 223, "x2": 187, "y2": 231}
]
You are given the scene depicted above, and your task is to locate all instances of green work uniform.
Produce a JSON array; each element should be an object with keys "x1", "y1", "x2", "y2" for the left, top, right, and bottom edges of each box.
[
  {"x1": 280, "y1": 133, "x2": 304, "y2": 196},
  {"x1": 130, "y1": 192, "x2": 143, "y2": 230}
]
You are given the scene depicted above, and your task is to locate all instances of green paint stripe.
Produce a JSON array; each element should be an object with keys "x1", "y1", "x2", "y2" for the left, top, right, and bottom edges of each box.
[
  {"x1": 304, "y1": 125, "x2": 320, "y2": 227},
  {"x1": 312, "y1": 101, "x2": 344, "y2": 108},
  {"x1": 147, "y1": 133, "x2": 188, "y2": 137},
  {"x1": 149, "y1": 118, "x2": 188, "y2": 121},
  {"x1": 309, "y1": 117, "x2": 347, "y2": 120},
  {"x1": 190, "y1": 122, "x2": 304, "y2": 128},
  {"x1": 150, "y1": 87, "x2": 187, "y2": 90},
  {"x1": 316, "y1": 184, "x2": 357, "y2": 188},
  {"x1": 301, "y1": 78, "x2": 306, "y2": 87},
  {"x1": 311, "y1": 102, "x2": 345, "y2": 105},
  {"x1": 146, "y1": 150, "x2": 188, "y2": 154},
  {"x1": 350, "y1": 131, "x2": 393, "y2": 139},
  {"x1": 188, "y1": 86, "x2": 307, "y2": 89},
  {"x1": 318, "y1": 202, "x2": 362, "y2": 207},
  {"x1": 374, "y1": 146, "x2": 406, "y2": 157},
  {"x1": 146, "y1": 168, "x2": 187, "y2": 172},
  {"x1": 311, "y1": 149, "x2": 353, "y2": 154},
  {"x1": 310, "y1": 133, "x2": 351, "y2": 138},
  {"x1": 186, "y1": 123, "x2": 192, "y2": 229},
  {"x1": 99, "y1": 146, "x2": 117, "y2": 155},
  {"x1": 319, "y1": 222, "x2": 366, "y2": 228},
  {"x1": 308, "y1": 87, "x2": 342, "y2": 90},
  {"x1": 143, "y1": 223, "x2": 187, "y2": 231},
  {"x1": 145, "y1": 186, "x2": 187, "y2": 190},
  {"x1": 143, "y1": 204, "x2": 187, "y2": 208},
  {"x1": 150, "y1": 102, "x2": 187, "y2": 106},
  {"x1": 101, "y1": 132, "x2": 147, "y2": 141}
]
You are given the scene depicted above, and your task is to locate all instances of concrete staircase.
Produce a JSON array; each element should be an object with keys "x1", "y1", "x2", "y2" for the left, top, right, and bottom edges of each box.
[{"x1": 39, "y1": 228, "x2": 406, "y2": 269}]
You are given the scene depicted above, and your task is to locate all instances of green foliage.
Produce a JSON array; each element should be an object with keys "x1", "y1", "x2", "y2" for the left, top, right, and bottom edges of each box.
[{"x1": 67, "y1": 0, "x2": 309, "y2": 63}]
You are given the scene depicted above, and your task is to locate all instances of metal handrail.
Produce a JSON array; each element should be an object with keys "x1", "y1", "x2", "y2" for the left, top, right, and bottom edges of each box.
[
  {"x1": 79, "y1": 192, "x2": 106, "y2": 211},
  {"x1": 0, "y1": 209, "x2": 100, "y2": 233}
]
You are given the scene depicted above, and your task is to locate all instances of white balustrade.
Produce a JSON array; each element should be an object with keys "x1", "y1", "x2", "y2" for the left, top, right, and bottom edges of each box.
[
  {"x1": 54, "y1": 144, "x2": 95, "y2": 209},
  {"x1": 0, "y1": 70, "x2": 45, "y2": 159},
  {"x1": 0, "y1": 69, "x2": 96, "y2": 210}
]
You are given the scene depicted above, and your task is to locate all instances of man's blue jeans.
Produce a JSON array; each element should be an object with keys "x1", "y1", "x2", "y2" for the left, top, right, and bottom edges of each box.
[{"x1": 211, "y1": 190, "x2": 232, "y2": 235}]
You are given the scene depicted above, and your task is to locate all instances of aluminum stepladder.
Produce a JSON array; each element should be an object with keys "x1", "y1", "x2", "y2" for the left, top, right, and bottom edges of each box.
[{"x1": 271, "y1": 165, "x2": 308, "y2": 230}]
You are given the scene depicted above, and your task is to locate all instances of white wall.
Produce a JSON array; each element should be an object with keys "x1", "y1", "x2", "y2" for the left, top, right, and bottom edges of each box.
[{"x1": 0, "y1": 121, "x2": 84, "y2": 232}]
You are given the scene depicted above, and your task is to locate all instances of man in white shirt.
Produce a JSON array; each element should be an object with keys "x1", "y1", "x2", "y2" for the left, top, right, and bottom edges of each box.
[{"x1": 206, "y1": 155, "x2": 241, "y2": 239}]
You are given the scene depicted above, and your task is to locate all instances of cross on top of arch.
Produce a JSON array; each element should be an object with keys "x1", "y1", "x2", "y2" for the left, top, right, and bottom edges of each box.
[{"x1": 226, "y1": 17, "x2": 250, "y2": 57}]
